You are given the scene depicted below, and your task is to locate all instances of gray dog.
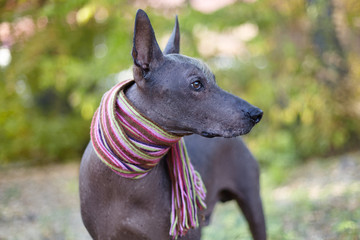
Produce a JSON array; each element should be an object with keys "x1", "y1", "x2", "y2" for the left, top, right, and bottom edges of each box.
[{"x1": 80, "y1": 9, "x2": 266, "y2": 240}]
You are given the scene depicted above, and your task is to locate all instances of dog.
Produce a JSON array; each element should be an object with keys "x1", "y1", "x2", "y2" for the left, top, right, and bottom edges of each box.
[{"x1": 79, "y1": 9, "x2": 266, "y2": 240}]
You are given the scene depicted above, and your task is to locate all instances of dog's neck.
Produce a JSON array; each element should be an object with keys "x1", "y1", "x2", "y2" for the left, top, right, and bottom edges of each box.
[
  {"x1": 124, "y1": 82, "x2": 159, "y2": 124},
  {"x1": 125, "y1": 81, "x2": 192, "y2": 136}
]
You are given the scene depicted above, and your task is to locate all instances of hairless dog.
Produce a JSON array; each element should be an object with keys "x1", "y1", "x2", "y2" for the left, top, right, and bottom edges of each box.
[{"x1": 80, "y1": 9, "x2": 266, "y2": 240}]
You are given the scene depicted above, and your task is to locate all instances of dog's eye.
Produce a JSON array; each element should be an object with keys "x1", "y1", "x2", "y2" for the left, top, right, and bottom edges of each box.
[{"x1": 191, "y1": 81, "x2": 203, "y2": 91}]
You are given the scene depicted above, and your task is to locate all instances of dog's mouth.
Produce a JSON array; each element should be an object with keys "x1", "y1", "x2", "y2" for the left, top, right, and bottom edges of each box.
[
  {"x1": 200, "y1": 130, "x2": 248, "y2": 138},
  {"x1": 171, "y1": 120, "x2": 256, "y2": 139}
]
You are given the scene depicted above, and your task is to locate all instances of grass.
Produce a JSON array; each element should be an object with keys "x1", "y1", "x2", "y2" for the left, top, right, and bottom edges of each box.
[{"x1": 0, "y1": 152, "x2": 359, "y2": 239}]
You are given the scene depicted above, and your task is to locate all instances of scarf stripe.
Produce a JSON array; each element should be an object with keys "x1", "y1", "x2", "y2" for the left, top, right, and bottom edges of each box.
[{"x1": 90, "y1": 80, "x2": 207, "y2": 238}]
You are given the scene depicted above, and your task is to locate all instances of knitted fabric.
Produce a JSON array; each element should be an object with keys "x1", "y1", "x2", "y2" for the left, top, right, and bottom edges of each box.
[{"x1": 90, "y1": 79, "x2": 206, "y2": 239}]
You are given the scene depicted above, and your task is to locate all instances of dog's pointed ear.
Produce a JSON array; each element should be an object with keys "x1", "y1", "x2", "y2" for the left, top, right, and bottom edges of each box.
[
  {"x1": 163, "y1": 16, "x2": 180, "y2": 55},
  {"x1": 132, "y1": 9, "x2": 164, "y2": 82}
]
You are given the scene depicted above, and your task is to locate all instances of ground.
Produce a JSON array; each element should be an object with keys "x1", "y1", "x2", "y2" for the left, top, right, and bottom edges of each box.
[
  {"x1": 203, "y1": 151, "x2": 360, "y2": 240},
  {"x1": 0, "y1": 152, "x2": 359, "y2": 240}
]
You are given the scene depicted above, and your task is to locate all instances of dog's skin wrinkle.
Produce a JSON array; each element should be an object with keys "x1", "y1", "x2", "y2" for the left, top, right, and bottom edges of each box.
[{"x1": 80, "y1": 9, "x2": 266, "y2": 240}]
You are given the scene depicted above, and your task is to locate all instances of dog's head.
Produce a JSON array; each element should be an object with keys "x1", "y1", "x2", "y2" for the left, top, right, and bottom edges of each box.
[{"x1": 127, "y1": 9, "x2": 262, "y2": 138}]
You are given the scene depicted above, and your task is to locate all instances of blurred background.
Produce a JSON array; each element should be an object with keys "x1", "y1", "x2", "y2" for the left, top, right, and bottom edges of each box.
[{"x1": 0, "y1": 0, "x2": 359, "y2": 239}]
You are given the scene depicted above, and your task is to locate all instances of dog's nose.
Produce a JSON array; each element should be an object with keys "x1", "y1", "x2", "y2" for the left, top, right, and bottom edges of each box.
[{"x1": 248, "y1": 108, "x2": 263, "y2": 124}]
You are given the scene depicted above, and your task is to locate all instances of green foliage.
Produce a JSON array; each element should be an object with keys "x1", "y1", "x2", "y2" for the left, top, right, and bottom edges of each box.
[
  {"x1": 1, "y1": 0, "x2": 360, "y2": 166},
  {"x1": 1, "y1": 0, "x2": 136, "y2": 164}
]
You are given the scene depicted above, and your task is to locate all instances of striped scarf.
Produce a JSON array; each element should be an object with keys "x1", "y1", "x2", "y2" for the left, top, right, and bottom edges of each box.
[{"x1": 90, "y1": 79, "x2": 206, "y2": 239}]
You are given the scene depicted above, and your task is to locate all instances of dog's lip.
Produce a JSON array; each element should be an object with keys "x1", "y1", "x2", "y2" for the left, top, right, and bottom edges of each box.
[
  {"x1": 200, "y1": 126, "x2": 254, "y2": 138},
  {"x1": 174, "y1": 125, "x2": 255, "y2": 138}
]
